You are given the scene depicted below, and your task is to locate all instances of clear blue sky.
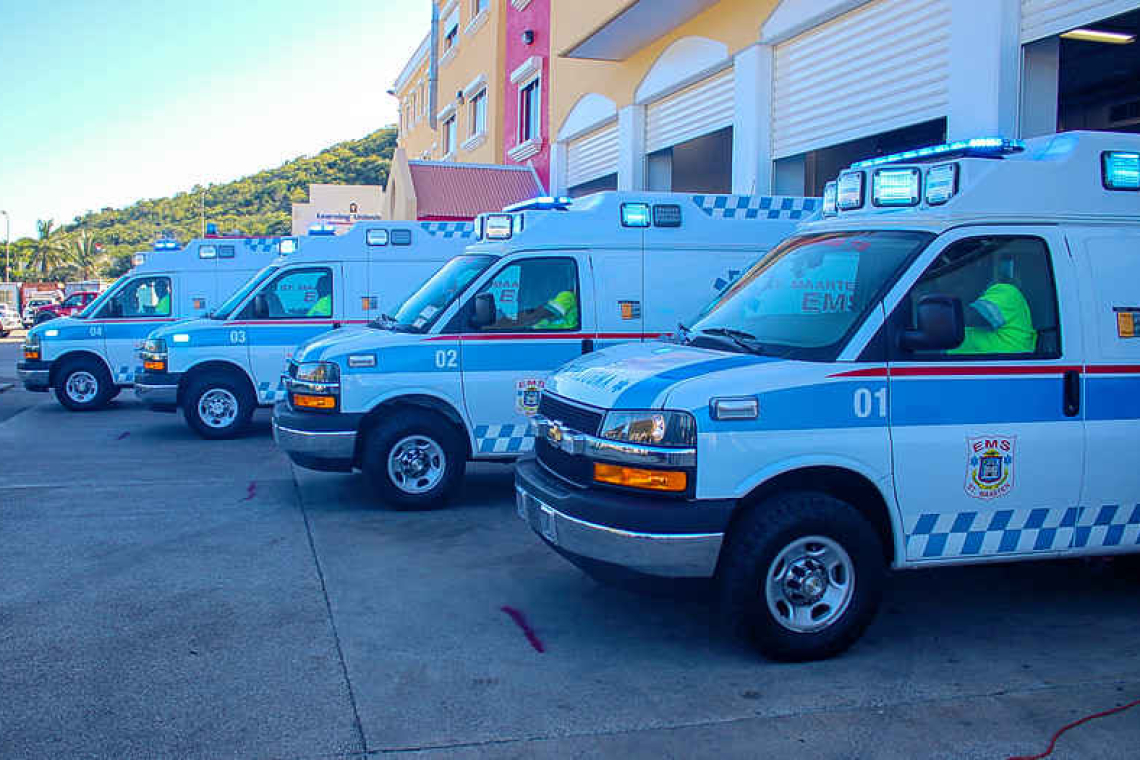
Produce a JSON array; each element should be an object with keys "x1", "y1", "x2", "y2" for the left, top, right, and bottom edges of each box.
[{"x1": 0, "y1": 0, "x2": 428, "y2": 240}]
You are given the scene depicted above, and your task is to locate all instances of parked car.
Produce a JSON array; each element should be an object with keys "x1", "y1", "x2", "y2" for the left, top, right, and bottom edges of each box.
[
  {"x1": 0, "y1": 303, "x2": 21, "y2": 337},
  {"x1": 22, "y1": 297, "x2": 56, "y2": 328},
  {"x1": 32, "y1": 291, "x2": 98, "y2": 325}
]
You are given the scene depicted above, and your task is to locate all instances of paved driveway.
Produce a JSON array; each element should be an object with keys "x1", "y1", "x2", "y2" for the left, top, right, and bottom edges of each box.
[{"x1": 1, "y1": 390, "x2": 1138, "y2": 758}]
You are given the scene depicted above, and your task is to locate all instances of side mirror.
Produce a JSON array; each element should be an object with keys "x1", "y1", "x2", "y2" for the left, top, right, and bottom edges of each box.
[
  {"x1": 252, "y1": 294, "x2": 269, "y2": 320},
  {"x1": 901, "y1": 295, "x2": 964, "y2": 352},
  {"x1": 471, "y1": 292, "x2": 495, "y2": 329}
]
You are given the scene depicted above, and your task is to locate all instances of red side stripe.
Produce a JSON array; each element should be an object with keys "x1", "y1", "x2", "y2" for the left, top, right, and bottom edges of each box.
[
  {"x1": 829, "y1": 365, "x2": 1082, "y2": 378},
  {"x1": 1085, "y1": 364, "x2": 1140, "y2": 375},
  {"x1": 424, "y1": 332, "x2": 667, "y2": 342}
]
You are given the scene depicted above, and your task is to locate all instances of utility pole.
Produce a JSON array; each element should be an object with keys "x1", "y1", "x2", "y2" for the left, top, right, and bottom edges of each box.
[
  {"x1": 200, "y1": 188, "x2": 206, "y2": 237},
  {"x1": 0, "y1": 210, "x2": 9, "y2": 282}
]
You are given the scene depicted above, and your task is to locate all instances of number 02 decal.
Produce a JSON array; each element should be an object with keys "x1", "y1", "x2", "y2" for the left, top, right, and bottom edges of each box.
[
  {"x1": 853, "y1": 387, "x2": 888, "y2": 419},
  {"x1": 434, "y1": 348, "x2": 458, "y2": 369}
]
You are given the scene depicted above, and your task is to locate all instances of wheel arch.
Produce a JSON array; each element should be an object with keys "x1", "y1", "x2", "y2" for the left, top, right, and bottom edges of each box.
[
  {"x1": 354, "y1": 391, "x2": 472, "y2": 466},
  {"x1": 49, "y1": 350, "x2": 114, "y2": 387},
  {"x1": 178, "y1": 360, "x2": 256, "y2": 407}
]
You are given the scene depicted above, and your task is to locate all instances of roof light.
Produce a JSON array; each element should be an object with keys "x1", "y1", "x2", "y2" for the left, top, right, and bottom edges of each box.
[
  {"x1": 1061, "y1": 28, "x2": 1135, "y2": 44},
  {"x1": 366, "y1": 229, "x2": 389, "y2": 246},
  {"x1": 1103, "y1": 152, "x2": 1140, "y2": 190},
  {"x1": 925, "y1": 163, "x2": 958, "y2": 205},
  {"x1": 503, "y1": 196, "x2": 572, "y2": 212},
  {"x1": 621, "y1": 203, "x2": 651, "y2": 228},
  {"x1": 873, "y1": 168, "x2": 921, "y2": 207},
  {"x1": 850, "y1": 137, "x2": 1026, "y2": 170},
  {"x1": 279, "y1": 238, "x2": 298, "y2": 254},
  {"x1": 653, "y1": 204, "x2": 682, "y2": 227},
  {"x1": 153, "y1": 238, "x2": 179, "y2": 251},
  {"x1": 308, "y1": 222, "x2": 337, "y2": 236},
  {"x1": 836, "y1": 172, "x2": 864, "y2": 210},
  {"x1": 132, "y1": 253, "x2": 147, "y2": 266},
  {"x1": 822, "y1": 181, "x2": 838, "y2": 216},
  {"x1": 199, "y1": 244, "x2": 217, "y2": 259},
  {"x1": 484, "y1": 213, "x2": 513, "y2": 240}
]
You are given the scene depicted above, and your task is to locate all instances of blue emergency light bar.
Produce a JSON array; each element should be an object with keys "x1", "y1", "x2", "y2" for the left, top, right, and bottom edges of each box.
[
  {"x1": 153, "y1": 238, "x2": 179, "y2": 251},
  {"x1": 503, "y1": 196, "x2": 572, "y2": 212},
  {"x1": 850, "y1": 137, "x2": 1026, "y2": 170},
  {"x1": 308, "y1": 222, "x2": 337, "y2": 236}
]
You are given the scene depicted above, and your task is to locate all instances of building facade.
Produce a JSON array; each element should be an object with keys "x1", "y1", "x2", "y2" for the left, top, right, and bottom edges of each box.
[{"x1": 291, "y1": 184, "x2": 383, "y2": 236}]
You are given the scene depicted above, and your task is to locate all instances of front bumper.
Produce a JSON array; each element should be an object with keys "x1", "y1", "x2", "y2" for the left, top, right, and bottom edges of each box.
[
  {"x1": 17, "y1": 360, "x2": 51, "y2": 391},
  {"x1": 515, "y1": 457, "x2": 733, "y2": 579},
  {"x1": 271, "y1": 402, "x2": 363, "y2": 473},
  {"x1": 134, "y1": 371, "x2": 183, "y2": 410}
]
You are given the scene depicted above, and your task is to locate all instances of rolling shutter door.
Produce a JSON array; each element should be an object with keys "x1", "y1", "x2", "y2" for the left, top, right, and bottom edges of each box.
[
  {"x1": 566, "y1": 122, "x2": 619, "y2": 188},
  {"x1": 1021, "y1": 0, "x2": 1140, "y2": 43},
  {"x1": 772, "y1": 0, "x2": 951, "y2": 159},
  {"x1": 645, "y1": 67, "x2": 735, "y2": 153}
]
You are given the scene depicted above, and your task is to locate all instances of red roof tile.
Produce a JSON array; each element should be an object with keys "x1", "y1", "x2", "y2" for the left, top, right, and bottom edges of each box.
[{"x1": 409, "y1": 161, "x2": 543, "y2": 220}]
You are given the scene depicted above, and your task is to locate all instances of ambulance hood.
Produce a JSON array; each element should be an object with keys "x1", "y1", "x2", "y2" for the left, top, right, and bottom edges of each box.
[
  {"x1": 29, "y1": 315, "x2": 84, "y2": 341},
  {"x1": 545, "y1": 341, "x2": 784, "y2": 410},
  {"x1": 148, "y1": 318, "x2": 214, "y2": 341},
  {"x1": 293, "y1": 325, "x2": 412, "y2": 364}
]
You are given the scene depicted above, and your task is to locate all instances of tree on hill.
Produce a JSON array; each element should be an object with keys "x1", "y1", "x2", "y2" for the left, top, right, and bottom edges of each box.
[{"x1": 29, "y1": 219, "x2": 69, "y2": 277}]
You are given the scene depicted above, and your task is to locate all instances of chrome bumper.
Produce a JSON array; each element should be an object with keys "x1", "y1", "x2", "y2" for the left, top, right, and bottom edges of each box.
[
  {"x1": 272, "y1": 419, "x2": 357, "y2": 460},
  {"x1": 134, "y1": 383, "x2": 179, "y2": 406},
  {"x1": 17, "y1": 367, "x2": 49, "y2": 386},
  {"x1": 516, "y1": 484, "x2": 723, "y2": 578}
]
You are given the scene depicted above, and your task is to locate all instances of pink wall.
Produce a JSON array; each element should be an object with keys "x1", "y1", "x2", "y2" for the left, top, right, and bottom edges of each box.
[{"x1": 503, "y1": 0, "x2": 551, "y2": 191}]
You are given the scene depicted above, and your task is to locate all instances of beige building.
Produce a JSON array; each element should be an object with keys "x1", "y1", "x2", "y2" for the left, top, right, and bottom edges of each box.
[{"x1": 290, "y1": 184, "x2": 384, "y2": 236}]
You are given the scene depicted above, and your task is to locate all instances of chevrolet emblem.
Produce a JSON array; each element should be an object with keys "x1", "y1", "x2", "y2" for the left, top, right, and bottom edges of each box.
[{"x1": 548, "y1": 423, "x2": 563, "y2": 444}]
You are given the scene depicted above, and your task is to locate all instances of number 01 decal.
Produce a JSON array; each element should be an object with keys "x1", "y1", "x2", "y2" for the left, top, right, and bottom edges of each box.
[
  {"x1": 853, "y1": 387, "x2": 887, "y2": 419},
  {"x1": 434, "y1": 348, "x2": 458, "y2": 369}
]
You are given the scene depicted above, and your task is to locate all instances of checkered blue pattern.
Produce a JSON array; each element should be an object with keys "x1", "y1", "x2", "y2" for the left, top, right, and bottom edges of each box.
[
  {"x1": 906, "y1": 507, "x2": 1082, "y2": 560},
  {"x1": 420, "y1": 222, "x2": 474, "y2": 239},
  {"x1": 116, "y1": 365, "x2": 142, "y2": 383},
  {"x1": 1073, "y1": 504, "x2": 1140, "y2": 549},
  {"x1": 258, "y1": 379, "x2": 284, "y2": 402},
  {"x1": 474, "y1": 423, "x2": 533, "y2": 454},
  {"x1": 242, "y1": 238, "x2": 280, "y2": 253},
  {"x1": 691, "y1": 195, "x2": 820, "y2": 220}
]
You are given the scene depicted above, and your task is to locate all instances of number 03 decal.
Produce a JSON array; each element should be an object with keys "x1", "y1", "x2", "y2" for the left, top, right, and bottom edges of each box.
[
  {"x1": 853, "y1": 387, "x2": 888, "y2": 419},
  {"x1": 434, "y1": 348, "x2": 458, "y2": 369},
  {"x1": 229, "y1": 330, "x2": 247, "y2": 344}
]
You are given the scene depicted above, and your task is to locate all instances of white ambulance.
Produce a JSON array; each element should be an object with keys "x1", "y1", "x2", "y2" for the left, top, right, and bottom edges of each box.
[
  {"x1": 272, "y1": 192, "x2": 819, "y2": 508},
  {"x1": 516, "y1": 131, "x2": 1140, "y2": 662},
  {"x1": 17, "y1": 235, "x2": 282, "y2": 411},
  {"x1": 134, "y1": 221, "x2": 473, "y2": 438}
]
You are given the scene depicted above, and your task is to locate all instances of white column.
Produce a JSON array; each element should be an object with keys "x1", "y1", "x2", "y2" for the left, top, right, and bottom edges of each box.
[
  {"x1": 550, "y1": 140, "x2": 569, "y2": 196},
  {"x1": 947, "y1": 0, "x2": 1021, "y2": 139},
  {"x1": 617, "y1": 105, "x2": 647, "y2": 191},
  {"x1": 1020, "y1": 37, "x2": 1060, "y2": 138},
  {"x1": 732, "y1": 43, "x2": 773, "y2": 195}
]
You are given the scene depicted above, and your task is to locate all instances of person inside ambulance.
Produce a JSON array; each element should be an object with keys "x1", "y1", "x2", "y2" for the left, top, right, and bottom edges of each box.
[
  {"x1": 490, "y1": 260, "x2": 578, "y2": 331},
  {"x1": 948, "y1": 249, "x2": 1036, "y2": 355},
  {"x1": 153, "y1": 278, "x2": 171, "y2": 316},
  {"x1": 306, "y1": 273, "x2": 333, "y2": 318}
]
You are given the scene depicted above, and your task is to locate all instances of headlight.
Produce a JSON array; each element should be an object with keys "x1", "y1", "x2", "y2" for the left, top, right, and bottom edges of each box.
[
  {"x1": 599, "y1": 410, "x2": 696, "y2": 448},
  {"x1": 143, "y1": 338, "x2": 167, "y2": 353},
  {"x1": 23, "y1": 333, "x2": 41, "y2": 361},
  {"x1": 295, "y1": 362, "x2": 340, "y2": 384}
]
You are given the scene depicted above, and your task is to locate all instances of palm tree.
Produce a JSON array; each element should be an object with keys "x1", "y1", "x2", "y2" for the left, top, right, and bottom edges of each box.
[
  {"x1": 29, "y1": 219, "x2": 69, "y2": 277},
  {"x1": 69, "y1": 231, "x2": 103, "y2": 280}
]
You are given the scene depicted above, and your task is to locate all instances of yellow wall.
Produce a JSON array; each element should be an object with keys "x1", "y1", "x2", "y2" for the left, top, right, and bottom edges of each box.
[
  {"x1": 394, "y1": 52, "x2": 435, "y2": 160},
  {"x1": 550, "y1": 0, "x2": 777, "y2": 139},
  {"x1": 394, "y1": 0, "x2": 507, "y2": 164}
]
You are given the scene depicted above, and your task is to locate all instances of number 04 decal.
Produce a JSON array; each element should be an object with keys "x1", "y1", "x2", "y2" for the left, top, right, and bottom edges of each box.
[
  {"x1": 434, "y1": 348, "x2": 458, "y2": 369},
  {"x1": 853, "y1": 387, "x2": 888, "y2": 419}
]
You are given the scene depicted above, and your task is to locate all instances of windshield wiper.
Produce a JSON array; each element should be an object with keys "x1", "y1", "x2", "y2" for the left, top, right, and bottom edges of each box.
[
  {"x1": 675, "y1": 321, "x2": 692, "y2": 344},
  {"x1": 698, "y1": 327, "x2": 768, "y2": 356},
  {"x1": 369, "y1": 312, "x2": 397, "y2": 329}
]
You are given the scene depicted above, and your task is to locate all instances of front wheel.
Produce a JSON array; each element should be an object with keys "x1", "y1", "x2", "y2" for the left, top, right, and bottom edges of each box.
[
  {"x1": 718, "y1": 491, "x2": 885, "y2": 662},
  {"x1": 54, "y1": 357, "x2": 115, "y2": 411},
  {"x1": 182, "y1": 371, "x2": 256, "y2": 440},
  {"x1": 361, "y1": 410, "x2": 465, "y2": 510}
]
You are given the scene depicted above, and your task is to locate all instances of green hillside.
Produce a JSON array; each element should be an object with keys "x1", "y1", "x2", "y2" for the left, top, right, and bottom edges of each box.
[{"x1": 5, "y1": 127, "x2": 397, "y2": 281}]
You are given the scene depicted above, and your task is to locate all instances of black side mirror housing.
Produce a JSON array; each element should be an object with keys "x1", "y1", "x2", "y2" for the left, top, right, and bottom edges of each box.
[
  {"x1": 252, "y1": 294, "x2": 269, "y2": 320},
  {"x1": 901, "y1": 295, "x2": 965, "y2": 352},
  {"x1": 471, "y1": 292, "x2": 495, "y2": 328}
]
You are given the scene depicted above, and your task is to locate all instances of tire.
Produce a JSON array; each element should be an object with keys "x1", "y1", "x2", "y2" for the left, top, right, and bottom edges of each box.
[
  {"x1": 718, "y1": 491, "x2": 885, "y2": 662},
  {"x1": 0, "y1": 329, "x2": 8, "y2": 339},
  {"x1": 34, "y1": 311, "x2": 55, "y2": 325},
  {"x1": 361, "y1": 410, "x2": 465, "y2": 510},
  {"x1": 54, "y1": 356, "x2": 115, "y2": 411},
  {"x1": 182, "y1": 370, "x2": 256, "y2": 440}
]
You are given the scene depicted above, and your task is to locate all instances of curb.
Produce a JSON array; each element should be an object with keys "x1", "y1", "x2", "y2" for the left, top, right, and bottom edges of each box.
[{"x1": 0, "y1": 383, "x2": 14, "y2": 394}]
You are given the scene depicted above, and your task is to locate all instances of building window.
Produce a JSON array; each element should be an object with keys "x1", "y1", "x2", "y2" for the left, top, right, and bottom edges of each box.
[
  {"x1": 473, "y1": 0, "x2": 488, "y2": 14},
  {"x1": 519, "y1": 78, "x2": 540, "y2": 143},
  {"x1": 469, "y1": 90, "x2": 486, "y2": 137},
  {"x1": 444, "y1": 8, "x2": 460, "y2": 51},
  {"x1": 443, "y1": 115, "x2": 457, "y2": 157}
]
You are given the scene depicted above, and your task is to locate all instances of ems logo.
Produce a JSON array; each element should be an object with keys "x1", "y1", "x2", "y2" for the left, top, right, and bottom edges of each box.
[
  {"x1": 516, "y1": 378, "x2": 544, "y2": 416},
  {"x1": 965, "y1": 436, "x2": 1016, "y2": 499}
]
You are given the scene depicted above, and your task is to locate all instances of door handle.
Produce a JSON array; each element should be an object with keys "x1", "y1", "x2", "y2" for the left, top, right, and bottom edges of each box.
[
  {"x1": 1063, "y1": 369, "x2": 1080, "y2": 417},
  {"x1": 581, "y1": 338, "x2": 595, "y2": 354}
]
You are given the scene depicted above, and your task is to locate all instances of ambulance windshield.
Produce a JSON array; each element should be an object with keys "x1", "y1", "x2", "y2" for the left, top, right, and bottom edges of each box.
[
  {"x1": 211, "y1": 265, "x2": 279, "y2": 319},
  {"x1": 691, "y1": 231, "x2": 932, "y2": 358},
  {"x1": 74, "y1": 277, "x2": 126, "y2": 319},
  {"x1": 385, "y1": 254, "x2": 497, "y2": 333}
]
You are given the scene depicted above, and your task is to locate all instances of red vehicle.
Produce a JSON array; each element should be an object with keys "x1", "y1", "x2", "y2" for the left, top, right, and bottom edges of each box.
[{"x1": 33, "y1": 291, "x2": 99, "y2": 324}]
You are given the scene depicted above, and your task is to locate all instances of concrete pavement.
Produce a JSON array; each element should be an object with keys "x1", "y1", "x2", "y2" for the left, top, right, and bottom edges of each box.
[{"x1": 0, "y1": 385, "x2": 1138, "y2": 758}]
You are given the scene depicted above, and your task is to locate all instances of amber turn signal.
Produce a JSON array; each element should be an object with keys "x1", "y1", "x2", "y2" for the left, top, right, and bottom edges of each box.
[
  {"x1": 144, "y1": 360, "x2": 166, "y2": 372},
  {"x1": 593, "y1": 463, "x2": 686, "y2": 492},
  {"x1": 292, "y1": 393, "x2": 336, "y2": 410},
  {"x1": 24, "y1": 350, "x2": 40, "y2": 361}
]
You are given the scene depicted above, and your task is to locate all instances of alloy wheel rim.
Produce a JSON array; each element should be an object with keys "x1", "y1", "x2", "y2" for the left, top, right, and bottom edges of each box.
[
  {"x1": 387, "y1": 435, "x2": 446, "y2": 495},
  {"x1": 764, "y1": 535, "x2": 855, "y2": 633}
]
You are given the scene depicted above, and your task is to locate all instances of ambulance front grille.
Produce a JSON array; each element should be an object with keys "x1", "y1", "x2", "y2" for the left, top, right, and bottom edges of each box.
[
  {"x1": 536, "y1": 438, "x2": 593, "y2": 488},
  {"x1": 537, "y1": 393, "x2": 603, "y2": 437}
]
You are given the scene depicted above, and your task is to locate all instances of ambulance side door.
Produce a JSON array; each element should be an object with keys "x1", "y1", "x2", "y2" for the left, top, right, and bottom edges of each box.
[
  {"x1": 100, "y1": 273, "x2": 179, "y2": 384},
  {"x1": 459, "y1": 252, "x2": 595, "y2": 456},
  {"x1": 1069, "y1": 227, "x2": 1140, "y2": 556},
  {"x1": 886, "y1": 227, "x2": 1084, "y2": 564}
]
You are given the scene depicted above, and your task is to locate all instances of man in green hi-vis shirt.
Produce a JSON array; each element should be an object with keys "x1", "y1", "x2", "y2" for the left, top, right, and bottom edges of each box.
[
  {"x1": 950, "y1": 252, "x2": 1036, "y2": 355},
  {"x1": 534, "y1": 289, "x2": 578, "y2": 330},
  {"x1": 306, "y1": 274, "x2": 333, "y2": 318}
]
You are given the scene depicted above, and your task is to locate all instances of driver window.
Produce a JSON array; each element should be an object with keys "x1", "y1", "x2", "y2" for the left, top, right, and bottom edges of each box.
[
  {"x1": 243, "y1": 267, "x2": 333, "y2": 319},
  {"x1": 474, "y1": 258, "x2": 579, "y2": 332},
  {"x1": 102, "y1": 276, "x2": 172, "y2": 318},
  {"x1": 899, "y1": 236, "x2": 1059, "y2": 359}
]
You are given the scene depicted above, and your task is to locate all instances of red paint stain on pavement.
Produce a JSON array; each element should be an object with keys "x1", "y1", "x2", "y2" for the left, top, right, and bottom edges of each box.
[
  {"x1": 240, "y1": 481, "x2": 257, "y2": 502},
  {"x1": 501, "y1": 606, "x2": 545, "y2": 653}
]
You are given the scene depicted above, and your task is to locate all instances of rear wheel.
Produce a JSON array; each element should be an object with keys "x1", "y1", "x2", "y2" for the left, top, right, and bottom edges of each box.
[
  {"x1": 719, "y1": 491, "x2": 885, "y2": 662},
  {"x1": 54, "y1": 357, "x2": 115, "y2": 411},
  {"x1": 182, "y1": 371, "x2": 256, "y2": 440},
  {"x1": 361, "y1": 410, "x2": 465, "y2": 510}
]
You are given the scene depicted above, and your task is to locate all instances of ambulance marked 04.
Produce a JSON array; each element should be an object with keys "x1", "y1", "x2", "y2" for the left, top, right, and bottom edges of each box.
[{"x1": 965, "y1": 435, "x2": 1015, "y2": 499}]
